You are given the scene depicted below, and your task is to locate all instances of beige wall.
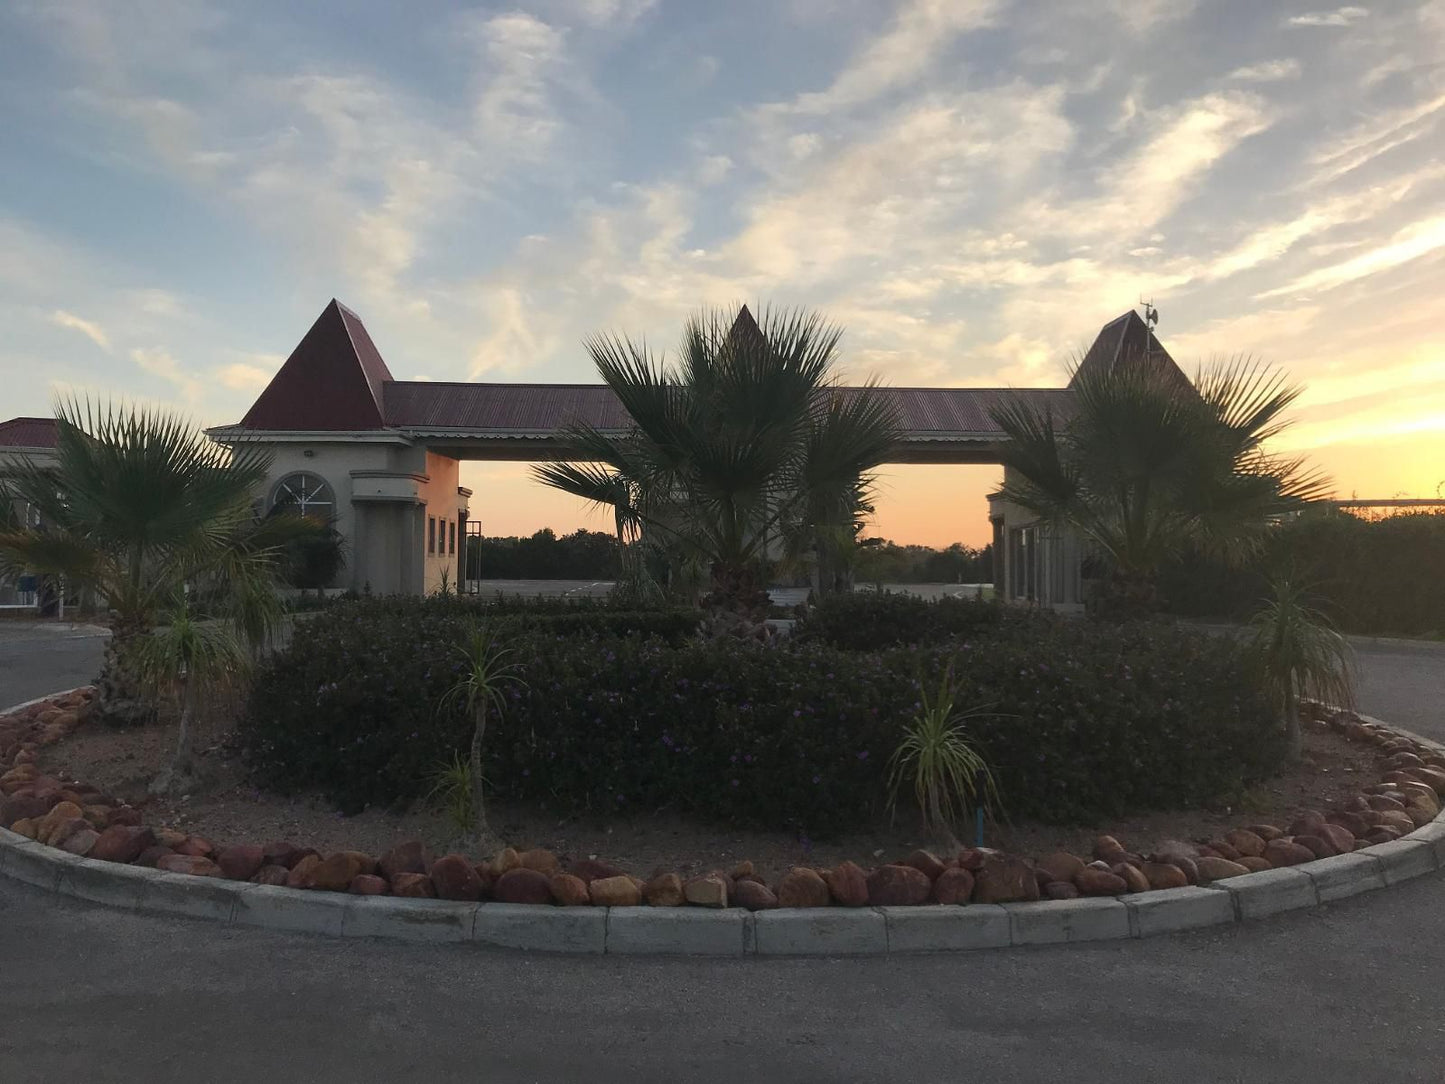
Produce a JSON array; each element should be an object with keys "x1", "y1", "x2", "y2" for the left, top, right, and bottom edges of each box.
[{"x1": 988, "y1": 469, "x2": 1086, "y2": 612}]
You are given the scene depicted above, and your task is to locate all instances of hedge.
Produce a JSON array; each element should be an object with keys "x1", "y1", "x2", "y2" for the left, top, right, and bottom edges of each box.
[
  {"x1": 791, "y1": 590, "x2": 1011, "y2": 649},
  {"x1": 240, "y1": 598, "x2": 1283, "y2": 834}
]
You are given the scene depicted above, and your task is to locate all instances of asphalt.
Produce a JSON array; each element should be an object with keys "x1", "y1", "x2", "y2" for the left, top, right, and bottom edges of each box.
[{"x1": 0, "y1": 621, "x2": 1443, "y2": 1082}]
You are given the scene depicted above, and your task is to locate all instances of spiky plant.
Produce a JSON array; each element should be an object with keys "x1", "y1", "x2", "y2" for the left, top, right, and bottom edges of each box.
[
  {"x1": 1249, "y1": 576, "x2": 1357, "y2": 760},
  {"x1": 439, "y1": 623, "x2": 526, "y2": 844},
  {"x1": 887, "y1": 663, "x2": 1001, "y2": 842}
]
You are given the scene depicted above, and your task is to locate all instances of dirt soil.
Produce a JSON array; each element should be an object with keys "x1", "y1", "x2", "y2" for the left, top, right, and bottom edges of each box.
[{"x1": 41, "y1": 712, "x2": 1383, "y2": 880}]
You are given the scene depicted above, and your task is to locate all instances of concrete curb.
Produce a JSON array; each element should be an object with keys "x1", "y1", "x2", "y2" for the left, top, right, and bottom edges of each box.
[{"x1": 3, "y1": 699, "x2": 1444, "y2": 955}]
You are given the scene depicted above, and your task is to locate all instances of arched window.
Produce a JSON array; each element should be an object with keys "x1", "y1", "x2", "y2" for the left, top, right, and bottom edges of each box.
[{"x1": 270, "y1": 472, "x2": 335, "y2": 519}]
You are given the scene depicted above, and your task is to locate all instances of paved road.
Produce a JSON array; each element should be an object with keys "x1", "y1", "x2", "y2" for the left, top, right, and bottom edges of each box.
[
  {"x1": 1, "y1": 622, "x2": 1443, "y2": 1082},
  {"x1": 1, "y1": 873, "x2": 1443, "y2": 1082},
  {"x1": 0, "y1": 622, "x2": 106, "y2": 708}
]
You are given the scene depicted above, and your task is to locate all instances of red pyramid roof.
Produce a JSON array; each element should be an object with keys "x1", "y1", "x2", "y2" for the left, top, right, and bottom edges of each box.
[
  {"x1": 0, "y1": 417, "x2": 59, "y2": 449},
  {"x1": 239, "y1": 300, "x2": 394, "y2": 430}
]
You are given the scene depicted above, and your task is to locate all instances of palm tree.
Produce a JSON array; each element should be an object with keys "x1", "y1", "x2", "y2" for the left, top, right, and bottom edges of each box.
[
  {"x1": 0, "y1": 400, "x2": 283, "y2": 724},
  {"x1": 990, "y1": 357, "x2": 1330, "y2": 619},
  {"x1": 135, "y1": 598, "x2": 251, "y2": 794},
  {"x1": 1249, "y1": 577, "x2": 1356, "y2": 760},
  {"x1": 439, "y1": 623, "x2": 525, "y2": 845},
  {"x1": 533, "y1": 305, "x2": 901, "y2": 616}
]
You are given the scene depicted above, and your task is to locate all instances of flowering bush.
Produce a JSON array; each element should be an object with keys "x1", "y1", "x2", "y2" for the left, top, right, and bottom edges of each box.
[{"x1": 240, "y1": 600, "x2": 1283, "y2": 833}]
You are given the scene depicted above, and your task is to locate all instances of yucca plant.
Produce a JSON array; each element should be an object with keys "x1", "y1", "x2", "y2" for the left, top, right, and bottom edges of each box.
[
  {"x1": 135, "y1": 597, "x2": 250, "y2": 795},
  {"x1": 1249, "y1": 576, "x2": 1357, "y2": 760},
  {"x1": 425, "y1": 753, "x2": 479, "y2": 839},
  {"x1": 887, "y1": 663, "x2": 1001, "y2": 843},
  {"x1": 439, "y1": 623, "x2": 526, "y2": 844}
]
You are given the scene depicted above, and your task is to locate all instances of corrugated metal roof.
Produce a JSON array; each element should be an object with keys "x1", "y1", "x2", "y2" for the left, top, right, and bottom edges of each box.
[
  {"x1": 240, "y1": 300, "x2": 393, "y2": 430},
  {"x1": 382, "y1": 382, "x2": 1070, "y2": 438},
  {"x1": 0, "y1": 417, "x2": 58, "y2": 448}
]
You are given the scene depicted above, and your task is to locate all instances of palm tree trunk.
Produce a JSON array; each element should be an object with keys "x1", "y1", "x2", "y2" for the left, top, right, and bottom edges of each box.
[
  {"x1": 470, "y1": 703, "x2": 489, "y2": 843},
  {"x1": 1284, "y1": 685, "x2": 1302, "y2": 761},
  {"x1": 97, "y1": 617, "x2": 155, "y2": 728},
  {"x1": 150, "y1": 673, "x2": 198, "y2": 795}
]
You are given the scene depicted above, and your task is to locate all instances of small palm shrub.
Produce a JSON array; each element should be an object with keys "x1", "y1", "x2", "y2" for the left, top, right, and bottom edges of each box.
[
  {"x1": 887, "y1": 663, "x2": 1000, "y2": 839},
  {"x1": 439, "y1": 623, "x2": 525, "y2": 844}
]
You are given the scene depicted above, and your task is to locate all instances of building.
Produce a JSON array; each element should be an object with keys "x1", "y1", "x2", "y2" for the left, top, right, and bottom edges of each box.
[
  {"x1": 2, "y1": 301, "x2": 1187, "y2": 604},
  {"x1": 0, "y1": 417, "x2": 58, "y2": 606}
]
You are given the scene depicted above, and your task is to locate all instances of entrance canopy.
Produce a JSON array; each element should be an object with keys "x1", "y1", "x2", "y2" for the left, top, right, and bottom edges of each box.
[{"x1": 207, "y1": 300, "x2": 1177, "y2": 465}]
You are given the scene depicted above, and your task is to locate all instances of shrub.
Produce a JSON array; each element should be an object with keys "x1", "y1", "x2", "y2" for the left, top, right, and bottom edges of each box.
[
  {"x1": 791, "y1": 590, "x2": 1008, "y2": 649},
  {"x1": 240, "y1": 600, "x2": 1282, "y2": 833}
]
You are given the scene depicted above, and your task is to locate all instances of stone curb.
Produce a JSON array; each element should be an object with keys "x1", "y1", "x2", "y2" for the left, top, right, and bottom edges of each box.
[{"x1": 2, "y1": 697, "x2": 1443, "y2": 955}]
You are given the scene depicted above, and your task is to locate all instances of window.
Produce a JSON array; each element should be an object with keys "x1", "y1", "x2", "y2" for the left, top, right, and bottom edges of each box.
[
  {"x1": 270, "y1": 472, "x2": 335, "y2": 519},
  {"x1": 448, "y1": 521, "x2": 456, "y2": 555},
  {"x1": 428, "y1": 516, "x2": 436, "y2": 555}
]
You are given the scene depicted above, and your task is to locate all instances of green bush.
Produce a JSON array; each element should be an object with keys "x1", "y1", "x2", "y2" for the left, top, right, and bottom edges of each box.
[
  {"x1": 792, "y1": 590, "x2": 1009, "y2": 649},
  {"x1": 240, "y1": 599, "x2": 1282, "y2": 832}
]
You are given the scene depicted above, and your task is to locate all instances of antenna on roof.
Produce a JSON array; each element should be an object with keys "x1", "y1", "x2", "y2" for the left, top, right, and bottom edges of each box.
[{"x1": 1139, "y1": 297, "x2": 1159, "y2": 331}]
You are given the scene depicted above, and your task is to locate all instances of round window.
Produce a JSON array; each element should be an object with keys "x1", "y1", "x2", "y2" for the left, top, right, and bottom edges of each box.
[{"x1": 270, "y1": 472, "x2": 335, "y2": 518}]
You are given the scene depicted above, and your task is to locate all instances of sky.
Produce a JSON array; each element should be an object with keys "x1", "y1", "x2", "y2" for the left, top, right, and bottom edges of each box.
[{"x1": 1, "y1": 0, "x2": 1442, "y2": 548}]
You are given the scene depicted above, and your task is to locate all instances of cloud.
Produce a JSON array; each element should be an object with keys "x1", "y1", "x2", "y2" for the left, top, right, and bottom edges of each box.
[
  {"x1": 469, "y1": 11, "x2": 572, "y2": 157},
  {"x1": 49, "y1": 310, "x2": 111, "y2": 350},
  {"x1": 1260, "y1": 215, "x2": 1445, "y2": 297},
  {"x1": 130, "y1": 346, "x2": 201, "y2": 400},
  {"x1": 1308, "y1": 92, "x2": 1445, "y2": 184},
  {"x1": 1228, "y1": 59, "x2": 1303, "y2": 82},
  {"x1": 215, "y1": 361, "x2": 275, "y2": 392},
  {"x1": 1286, "y1": 6, "x2": 1369, "y2": 27}
]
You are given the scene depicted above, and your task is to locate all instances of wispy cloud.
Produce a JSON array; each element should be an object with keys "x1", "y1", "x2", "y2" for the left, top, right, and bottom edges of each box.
[
  {"x1": 1287, "y1": 6, "x2": 1370, "y2": 28},
  {"x1": 49, "y1": 310, "x2": 111, "y2": 351},
  {"x1": 1228, "y1": 59, "x2": 1302, "y2": 82},
  {"x1": 1260, "y1": 215, "x2": 1445, "y2": 297}
]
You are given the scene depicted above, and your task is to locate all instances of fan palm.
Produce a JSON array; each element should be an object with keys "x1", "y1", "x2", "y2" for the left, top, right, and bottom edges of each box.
[
  {"x1": 0, "y1": 400, "x2": 284, "y2": 724},
  {"x1": 1249, "y1": 577, "x2": 1356, "y2": 761},
  {"x1": 990, "y1": 356, "x2": 1330, "y2": 619},
  {"x1": 533, "y1": 305, "x2": 901, "y2": 615}
]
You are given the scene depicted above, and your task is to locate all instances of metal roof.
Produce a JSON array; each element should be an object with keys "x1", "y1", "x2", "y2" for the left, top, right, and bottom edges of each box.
[{"x1": 0, "y1": 417, "x2": 58, "y2": 449}]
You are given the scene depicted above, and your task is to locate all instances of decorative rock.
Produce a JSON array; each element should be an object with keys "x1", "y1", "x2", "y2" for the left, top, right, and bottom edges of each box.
[
  {"x1": 174, "y1": 836, "x2": 216, "y2": 858},
  {"x1": 643, "y1": 872, "x2": 685, "y2": 907},
  {"x1": 490, "y1": 867, "x2": 548, "y2": 905},
  {"x1": 973, "y1": 856, "x2": 1040, "y2": 904},
  {"x1": 89, "y1": 825, "x2": 156, "y2": 865},
  {"x1": 956, "y1": 847, "x2": 1001, "y2": 872},
  {"x1": 900, "y1": 850, "x2": 947, "y2": 881},
  {"x1": 777, "y1": 868, "x2": 831, "y2": 909},
  {"x1": 589, "y1": 875, "x2": 642, "y2": 907},
  {"x1": 732, "y1": 879, "x2": 779, "y2": 911},
  {"x1": 1287, "y1": 812, "x2": 1327, "y2": 837},
  {"x1": 1328, "y1": 812, "x2": 1371, "y2": 839},
  {"x1": 932, "y1": 867, "x2": 975, "y2": 905},
  {"x1": 431, "y1": 854, "x2": 486, "y2": 901},
  {"x1": 1293, "y1": 834, "x2": 1338, "y2": 859},
  {"x1": 1367, "y1": 794, "x2": 1406, "y2": 813},
  {"x1": 349, "y1": 874, "x2": 389, "y2": 895},
  {"x1": 308, "y1": 852, "x2": 369, "y2": 892},
  {"x1": 1, "y1": 794, "x2": 51, "y2": 827},
  {"x1": 1141, "y1": 862, "x2": 1189, "y2": 890},
  {"x1": 487, "y1": 847, "x2": 521, "y2": 878},
  {"x1": 155, "y1": 828, "x2": 188, "y2": 849},
  {"x1": 1262, "y1": 839, "x2": 1315, "y2": 866},
  {"x1": 730, "y1": 860, "x2": 755, "y2": 880},
  {"x1": 286, "y1": 854, "x2": 322, "y2": 888},
  {"x1": 1075, "y1": 867, "x2": 1128, "y2": 896},
  {"x1": 683, "y1": 874, "x2": 729, "y2": 909},
  {"x1": 823, "y1": 861, "x2": 869, "y2": 907},
  {"x1": 156, "y1": 854, "x2": 222, "y2": 877},
  {"x1": 1408, "y1": 767, "x2": 1445, "y2": 795},
  {"x1": 1112, "y1": 862, "x2": 1149, "y2": 893},
  {"x1": 1245, "y1": 825, "x2": 1283, "y2": 842},
  {"x1": 519, "y1": 848, "x2": 561, "y2": 876},
  {"x1": 568, "y1": 857, "x2": 625, "y2": 884},
  {"x1": 1092, "y1": 836, "x2": 1125, "y2": 860},
  {"x1": 250, "y1": 865, "x2": 290, "y2": 886},
  {"x1": 136, "y1": 846, "x2": 173, "y2": 868},
  {"x1": 549, "y1": 873, "x2": 591, "y2": 906},
  {"x1": 1194, "y1": 856, "x2": 1250, "y2": 883},
  {"x1": 1399, "y1": 782, "x2": 1441, "y2": 814},
  {"x1": 1364, "y1": 828, "x2": 1402, "y2": 844},
  {"x1": 391, "y1": 873, "x2": 435, "y2": 898},
  {"x1": 61, "y1": 827, "x2": 99, "y2": 855},
  {"x1": 1223, "y1": 830, "x2": 1267, "y2": 858},
  {"x1": 867, "y1": 864, "x2": 932, "y2": 906},
  {"x1": 44, "y1": 816, "x2": 90, "y2": 848},
  {"x1": 1236, "y1": 856, "x2": 1272, "y2": 872},
  {"x1": 1044, "y1": 880, "x2": 1080, "y2": 900},
  {"x1": 216, "y1": 844, "x2": 266, "y2": 882},
  {"x1": 10, "y1": 818, "x2": 36, "y2": 839},
  {"x1": 1318, "y1": 823, "x2": 1357, "y2": 854},
  {"x1": 35, "y1": 800, "x2": 84, "y2": 843},
  {"x1": 378, "y1": 840, "x2": 432, "y2": 881},
  {"x1": 1376, "y1": 810, "x2": 1416, "y2": 834},
  {"x1": 1205, "y1": 839, "x2": 1241, "y2": 861},
  {"x1": 1037, "y1": 851, "x2": 1086, "y2": 885}
]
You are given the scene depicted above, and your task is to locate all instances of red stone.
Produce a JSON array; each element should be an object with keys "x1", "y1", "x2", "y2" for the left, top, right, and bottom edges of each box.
[
  {"x1": 175, "y1": 836, "x2": 216, "y2": 858},
  {"x1": 250, "y1": 865, "x2": 291, "y2": 886},
  {"x1": 286, "y1": 854, "x2": 322, "y2": 888},
  {"x1": 549, "y1": 873, "x2": 590, "y2": 906},
  {"x1": 566, "y1": 858, "x2": 626, "y2": 884},
  {"x1": 136, "y1": 846, "x2": 174, "y2": 868},
  {"x1": 1263, "y1": 839, "x2": 1315, "y2": 866},
  {"x1": 88, "y1": 825, "x2": 156, "y2": 864},
  {"x1": 378, "y1": 839, "x2": 433, "y2": 881},
  {"x1": 776, "y1": 868, "x2": 830, "y2": 908},
  {"x1": 349, "y1": 874, "x2": 389, "y2": 895},
  {"x1": 493, "y1": 867, "x2": 552, "y2": 905},
  {"x1": 866, "y1": 864, "x2": 932, "y2": 906},
  {"x1": 972, "y1": 856, "x2": 1040, "y2": 904},
  {"x1": 899, "y1": 850, "x2": 946, "y2": 881},
  {"x1": 932, "y1": 867, "x2": 975, "y2": 905},
  {"x1": 822, "y1": 861, "x2": 869, "y2": 907},
  {"x1": 391, "y1": 872, "x2": 435, "y2": 898},
  {"x1": 216, "y1": 844, "x2": 266, "y2": 881},
  {"x1": 428, "y1": 854, "x2": 484, "y2": 901},
  {"x1": 156, "y1": 854, "x2": 222, "y2": 877},
  {"x1": 1075, "y1": 867, "x2": 1129, "y2": 896}
]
